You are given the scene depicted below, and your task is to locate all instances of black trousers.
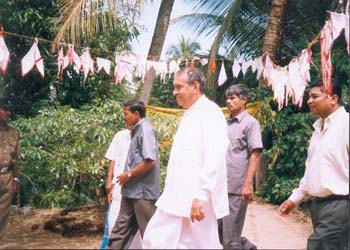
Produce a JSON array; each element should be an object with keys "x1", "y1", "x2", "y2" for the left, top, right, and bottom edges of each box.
[
  {"x1": 308, "y1": 195, "x2": 349, "y2": 250},
  {"x1": 107, "y1": 196, "x2": 156, "y2": 249}
]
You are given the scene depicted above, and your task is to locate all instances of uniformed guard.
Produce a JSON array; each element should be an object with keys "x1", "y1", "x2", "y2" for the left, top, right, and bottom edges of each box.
[{"x1": 0, "y1": 97, "x2": 19, "y2": 240}]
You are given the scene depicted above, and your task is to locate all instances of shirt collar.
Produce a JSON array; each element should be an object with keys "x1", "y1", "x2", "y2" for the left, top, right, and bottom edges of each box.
[
  {"x1": 313, "y1": 106, "x2": 345, "y2": 132},
  {"x1": 187, "y1": 95, "x2": 206, "y2": 112},
  {"x1": 227, "y1": 109, "x2": 247, "y2": 124},
  {"x1": 131, "y1": 118, "x2": 145, "y2": 137}
]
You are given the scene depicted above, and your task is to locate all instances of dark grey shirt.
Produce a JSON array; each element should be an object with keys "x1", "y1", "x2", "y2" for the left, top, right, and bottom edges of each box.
[
  {"x1": 226, "y1": 110, "x2": 263, "y2": 194},
  {"x1": 121, "y1": 118, "x2": 160, "y2": 200}
]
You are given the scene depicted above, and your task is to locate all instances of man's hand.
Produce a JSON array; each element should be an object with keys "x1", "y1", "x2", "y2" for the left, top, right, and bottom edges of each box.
[
  {"x1": 117, "y1": 171, "x2": 131, "y2": 186},
  {"x1": 278, "y1": 200, "x2": 296, "y2": 216},
  {"x1": 190, "y1": 198, "x2": 205, "y2": 223},
  {"x1": 12, "y1": 180, "x2": 19, "y2": 193},
  {"x1": 241, "y1": 180, "x2": 254, "y2": 204},
  {"x1": 107, "y1": 184, "x2": 114, "y2": 204},
  {"x1": 105, "y1": 180, "x2": 113, "y2": 194}
]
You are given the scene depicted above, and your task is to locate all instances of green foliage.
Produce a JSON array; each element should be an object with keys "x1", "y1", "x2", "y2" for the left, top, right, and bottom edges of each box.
[
  {"x1": 259, "y1": 175, "x2": 301, "y2": 204},
  {"x1": 148, "y1": 75, "x2": 179, "y2": 108},
  {"x1": 0, "y1": 1, "x2": 140, "y2": 116},
  {"x1": 166, "y1": 35, "x2": 201, "y2": 59},
  {"x1": 13, "y1": 99, "x2": 178, "y2": 208},
  {"x1": 0, "y1": 0, "x2": 58, "y2": 117},
  {"x1": 13, "y1": 100, "x2": 125, "y2": 207},
  {"x1": 250, "y1": 86, "x2": 317, "y2": 204},
  {"x1": 261, "y1": 109, "x2": 316, "y2": 203},
  {"x1": 147, "y1": 114, "x2": 178, "y2": 190}
]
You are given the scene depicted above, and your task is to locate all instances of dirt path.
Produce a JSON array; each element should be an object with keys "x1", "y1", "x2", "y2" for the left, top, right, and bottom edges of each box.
[
  {"x1": 1, "y1": 200, "x2": 312, "y2": 249},
  {"x1": 242, "y1": 200, "x2": 312, "y2": 249}
]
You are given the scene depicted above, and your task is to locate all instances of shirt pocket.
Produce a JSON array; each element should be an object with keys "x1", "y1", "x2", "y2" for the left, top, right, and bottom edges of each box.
[
  {"x1": 8, "y1": 138, "x2": 17, "y2": 153},
  {"x1": 230, "y1": 135, "x2": 247, "y2": 153}
]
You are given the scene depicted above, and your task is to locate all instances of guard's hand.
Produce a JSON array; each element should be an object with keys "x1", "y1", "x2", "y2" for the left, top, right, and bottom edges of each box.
[
  {"x1": 107, "y1": 184, "x2": 114, "y2": 204},
  {"x1": 117, "y1": 172, "x2": 131, "y2": 186},
  {"x1": 190, "y1": 198, "x2": 205, "y2": 223},
  {"x1": 105, "y1": 180, "x2": 113, "y2": 194},
  {"x1": 241, "y1": 180, "x2": 254, "y2": 204},
  {"x1": 278, "y1": 200, "x2": 296, "y2": 216},
  {"x1": 12, "y1": 181, "x2": 19, "y2": 193}
]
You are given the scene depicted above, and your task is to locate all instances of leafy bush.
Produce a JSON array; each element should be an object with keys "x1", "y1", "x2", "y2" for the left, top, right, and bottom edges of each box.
[
  {"x1": 149, "y1": 75, "x2": 179, "y2": 108},
  {"x1": 13, "y1": 100, "x2": 125, "y2": 207},
  {"x1": 13, "y1": 99, "x2": 178, "y2": 208},
  {"x1": 258, "y1": 109, "x2": 316, "y2": 204}
]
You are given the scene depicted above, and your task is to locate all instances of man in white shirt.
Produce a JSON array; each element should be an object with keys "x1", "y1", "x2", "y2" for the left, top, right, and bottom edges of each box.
[
  {"x1": 103, "y1": 128, "x2": 142, "y2": 249},
  {"x1": 105, "y1": 129, "x2": 131, "y2": 235},
  {"x1": 142, "y1": 67, "x2": 229, "y2": 249},
  {"x1": 279, "y1": 79, "x2": 349, "y2": 250}
]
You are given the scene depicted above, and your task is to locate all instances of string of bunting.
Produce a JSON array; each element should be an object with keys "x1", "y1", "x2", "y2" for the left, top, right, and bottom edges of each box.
[{"x1": 0, "y1": 3, "x2": 348, "y2": 110}]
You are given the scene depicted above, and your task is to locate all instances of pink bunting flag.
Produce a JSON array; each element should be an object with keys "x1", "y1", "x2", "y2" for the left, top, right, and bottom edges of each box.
[
  {"x1": 57, "y1": 45, "x2": 64, "y2": 77},
  {"x1": 232, "y1": 60, "x2": 241, "y2": 78},
  {"x1": 80, "y1": 48, "x2": 94, "y2": 80},
  {"x1": 218, "y1": 61, "x2": 227, "y2": 86},
  {"x1": 96, "y1": 57, "x2": 111, "y2": 75},
  {"x1": 21, "y1": 39, "x2": 44, "y2": 78},
  {"x1": 320, "y1": 20, "x2": 334, "y2": 94},
  {"x1": 63, "y1": 45, "x2": 81, "y2": 73},
  {"x1": 168, "y1": 60, "x2": 180, "y2": 74},
  {"x1": 0, "y1": 32, "x2": 10, "y2": 75}
]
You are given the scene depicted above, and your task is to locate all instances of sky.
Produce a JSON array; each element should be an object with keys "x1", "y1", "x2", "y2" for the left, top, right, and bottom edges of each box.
[{"x1": 130, "y1": 0, "x2": 215, "y2": 60}]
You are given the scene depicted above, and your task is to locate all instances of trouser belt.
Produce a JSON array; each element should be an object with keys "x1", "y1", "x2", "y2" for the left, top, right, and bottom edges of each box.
[{"x1": 315, "y1": 194, "x2": 349, "y2": 202}]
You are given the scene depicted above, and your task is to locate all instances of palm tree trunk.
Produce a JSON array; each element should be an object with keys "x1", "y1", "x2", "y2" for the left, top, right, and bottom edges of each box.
[
  {"x1": 256, "y1": 0, "x2": 288, "y2": 192},
  {"x1": 262, "y1": 0, "x2": 288, "y2": 63},
  {"x1": 139, "y1": 0, "x2": 175, "y2": 104}
]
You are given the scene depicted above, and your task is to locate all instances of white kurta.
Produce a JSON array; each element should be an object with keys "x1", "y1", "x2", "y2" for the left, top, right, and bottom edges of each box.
[
  {"x1": 156, "y1": 95, "x2": 229, "y2": 218},
  {"x1": 143, "y1": 96, "x2": 229, "y2": 249}
]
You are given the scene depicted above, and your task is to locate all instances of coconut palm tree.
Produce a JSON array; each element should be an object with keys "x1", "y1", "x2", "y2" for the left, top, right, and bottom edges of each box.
[
  {"x1": 52, "y1": 0, "x2": 144, "y2": 51},
  {"x1": 139, "y1": 0, "x2": 175, "y2": 104},
  {"x1": 166, "y1": 35, "x2": 201, "y2": 59},
  {"x1": 262, "y1": 0, "x2": 288, "y2": 63},
  {"x1": 174, "y1": 0, "x2": 338, "y2": 88},
  {"x1": 52, "y1": 0, "x2": 175, "y2": 105}
]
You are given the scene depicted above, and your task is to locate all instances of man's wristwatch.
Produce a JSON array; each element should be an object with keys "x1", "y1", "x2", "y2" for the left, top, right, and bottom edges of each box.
[
  {"x1": 13, "y1": 177, "x2": 20, "y2": 183},
  {"x1": 127, "y1": 171, "x2": 132, "y2": 178}
]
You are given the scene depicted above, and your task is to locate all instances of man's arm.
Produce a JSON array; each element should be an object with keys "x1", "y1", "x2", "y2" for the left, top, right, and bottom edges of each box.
[
  {"x1": 11, "y1": 137, "x2": 20, "y2": 193},
  {"x1": 117, "y1": 159, "x2": 156, "y2": 185},
  {"x1": 106, "y1": 161, "x2": 115, "y2": 203},
  {"x1": 241, "y1": 149, "x2": 261, "y2": 203},
  {"x1": 11, "y1": 159, "x2": 19, "y2": 193},
  {"x1": 278, "y1": 175, "x2": 310, "y2": 216}
]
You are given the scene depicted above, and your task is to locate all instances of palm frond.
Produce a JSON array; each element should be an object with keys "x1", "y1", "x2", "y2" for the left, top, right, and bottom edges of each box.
[
  {"x1": 182, "y1": 0, "x2": 233, "y2": 16},
  {"x1": 172, "y1": 13, "x2": 222, "y2": 39},
  {"x1": 166, "y1": 34, "x2": 201, "y2": 58},
  {"x1": 52, "y1": 0, "x2": 141, "y2": 52}
]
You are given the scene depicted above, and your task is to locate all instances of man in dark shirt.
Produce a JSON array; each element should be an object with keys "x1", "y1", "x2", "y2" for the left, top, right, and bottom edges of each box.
[
  {"x1": 0, "y1": 97, "x2": 20, "y2": 240},
  {"x1": 220, "y1": 84, "x2": 263, "y2": 250},
  {"x1": 107, "y1": 99, "x2": 160, "y2": 249}
]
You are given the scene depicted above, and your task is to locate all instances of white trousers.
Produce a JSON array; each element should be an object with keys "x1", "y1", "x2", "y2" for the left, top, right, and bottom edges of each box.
[
  {"x1": 108, "y1": 186, "x2": 142, "y2": 249},
  {"x1": 142, "y1": 203, "x2": 221, "y2": 249}
]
